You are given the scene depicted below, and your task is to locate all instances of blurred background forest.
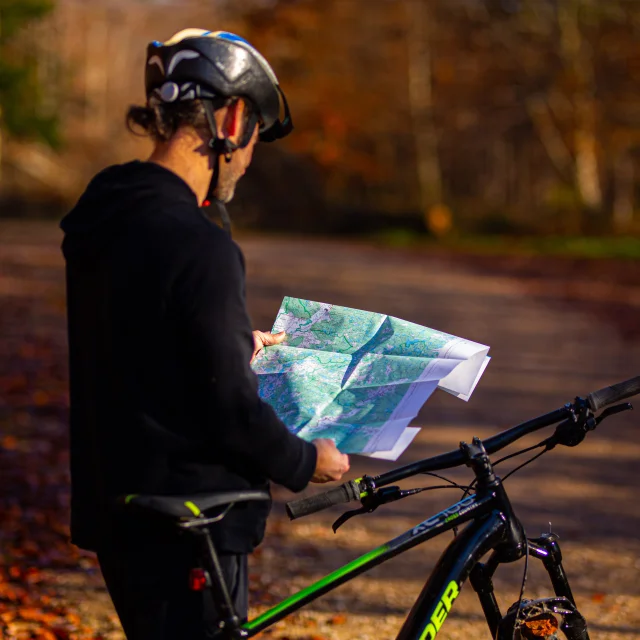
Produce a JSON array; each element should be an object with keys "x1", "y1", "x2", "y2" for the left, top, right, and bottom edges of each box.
[
  {"x1": 1, "y1": 0, "x2": 640, "y2": 242},
  {"x1": 2, "y1": 3, "x2": 640, "y2": 637}
]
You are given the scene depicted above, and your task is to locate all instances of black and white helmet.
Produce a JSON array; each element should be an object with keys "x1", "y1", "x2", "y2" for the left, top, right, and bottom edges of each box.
[{"x1": 145, "y1": 29, "x2": 293, "y2": 146}]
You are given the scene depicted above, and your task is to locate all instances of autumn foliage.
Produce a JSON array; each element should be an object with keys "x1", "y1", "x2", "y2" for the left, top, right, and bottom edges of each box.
[{"x1": 2, "y1": 0, "x2": 640, "y2": 235}]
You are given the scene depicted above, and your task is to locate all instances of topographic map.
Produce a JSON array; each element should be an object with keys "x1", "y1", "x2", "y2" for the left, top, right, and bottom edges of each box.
[{"x1": 251, "y1": 297, "x2": 490, "y2": 460}]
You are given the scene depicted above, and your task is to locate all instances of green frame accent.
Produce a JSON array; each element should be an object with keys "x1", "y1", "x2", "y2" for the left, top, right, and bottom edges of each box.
[
  {"x1": 242, "y1": 544, "x2": 389, "y2": 631},
  {"x1": 183, "y1": 501, "x2": 201, "y2": 516}
]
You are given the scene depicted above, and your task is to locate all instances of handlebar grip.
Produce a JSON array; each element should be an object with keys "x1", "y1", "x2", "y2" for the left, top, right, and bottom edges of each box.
[
  {"x1": 587, "y1": 376, "x2": 640, "y2": 411},
  {"x1": 286, "y1": 480, "x2": 361, "y2": 520}
]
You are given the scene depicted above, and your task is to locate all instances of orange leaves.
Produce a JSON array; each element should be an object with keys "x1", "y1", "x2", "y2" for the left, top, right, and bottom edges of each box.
[
  {"x1": 64, "y1": 613, "x2": 81, "y2": 628},
  {"x1": 0, "y1": 306, "x2": 88, "y2": 639},
  {"x1": 8, "y1": 568, "x2": 22, "y2": 581},
  {"x1": 1, "y1": 436, "x2": 19, "y2": 451},
  {"x1": 522, "y1": 615, "x2": 559, "y2": 636},
  {"x1": 0, "y1": 423, "x2": 103, "y2": 640},
  {"x1": 0, "y1": 601, "x2": 96, "y2": 640},
  {"x1": 0, "y1": 580, "x2": 27, "y2": 604},
  {"x1": 13, "y1": 607, "x2": 46, "y2": 621},
  {"x1": 0, "y1": 610, "x2": 15, "y2": 624}
]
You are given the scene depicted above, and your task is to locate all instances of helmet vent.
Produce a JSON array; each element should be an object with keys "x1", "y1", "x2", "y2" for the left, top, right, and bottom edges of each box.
[
  {"x1": 167, "y1": 50, "x2": 200, "y2": 76},
  {"x1": 147, "y1": 55, "x2": 164, "y2": 75}
]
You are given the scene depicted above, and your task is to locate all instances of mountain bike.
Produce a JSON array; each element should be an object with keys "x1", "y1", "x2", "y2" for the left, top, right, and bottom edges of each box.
[{"x1": 122, "y1": 375, "x2": 640, "y2": 639}]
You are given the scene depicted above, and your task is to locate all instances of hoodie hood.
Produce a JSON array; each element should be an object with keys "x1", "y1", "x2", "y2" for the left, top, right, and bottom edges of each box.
[{"x1": 60, "y1": 161, "x2": 197, "y2": 259}]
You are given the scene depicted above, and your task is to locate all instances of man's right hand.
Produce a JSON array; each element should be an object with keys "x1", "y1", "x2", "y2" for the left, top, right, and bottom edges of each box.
[{"x1": 311, "y1": 439, "x2": 350, "y2": 483}]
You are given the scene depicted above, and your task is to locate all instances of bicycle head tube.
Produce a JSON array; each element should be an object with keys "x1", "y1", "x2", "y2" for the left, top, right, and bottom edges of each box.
[{"x1": 462, "y1": 438, "x2": 527, "y2": 564}]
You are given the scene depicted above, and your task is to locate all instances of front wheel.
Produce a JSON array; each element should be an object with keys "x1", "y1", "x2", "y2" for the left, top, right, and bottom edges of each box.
[{"x1": 496, "y1": 596, "x2": 589, "y2": 640}]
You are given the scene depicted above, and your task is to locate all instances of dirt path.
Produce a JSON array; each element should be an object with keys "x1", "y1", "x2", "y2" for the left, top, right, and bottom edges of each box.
[{"x1": 1, "y1": 222, "x2": 639, "y2": 639}]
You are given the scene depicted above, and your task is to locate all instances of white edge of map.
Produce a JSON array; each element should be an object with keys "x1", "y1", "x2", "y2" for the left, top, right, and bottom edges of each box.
[
  {"x1": 440, "y1": 355, "x2": 491, "y2": 402},
  {"x1": 361, "y1": 427, "x2": 422, "y2": 461}
]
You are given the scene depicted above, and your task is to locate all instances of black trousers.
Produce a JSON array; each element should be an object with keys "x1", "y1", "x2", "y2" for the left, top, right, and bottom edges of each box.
[{"x1": 97, "y1": 541, "x2": 247, "y2": 640}]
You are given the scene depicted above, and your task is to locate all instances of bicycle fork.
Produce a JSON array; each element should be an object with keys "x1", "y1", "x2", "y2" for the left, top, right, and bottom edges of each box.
[{"x1": 469, "y1": 532, "x2": 590, "y2": 640}]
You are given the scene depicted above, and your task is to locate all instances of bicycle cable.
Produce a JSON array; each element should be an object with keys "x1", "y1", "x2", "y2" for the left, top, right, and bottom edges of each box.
[
  {"x1": 452, "y1": 439, "x2": 550, "y2": 537},
  {"x1": 512, "y1": 537, "x2": 530, "y2": 640},
  {"x1": 501, "y1": 447, "x2": 549, "y2": 483},
  {"x1": 421, "y1": 471, "x2": 468, "y2": 489},
  {"x1": 493, "y1": 439, "x2": 550, "y2": 468}
]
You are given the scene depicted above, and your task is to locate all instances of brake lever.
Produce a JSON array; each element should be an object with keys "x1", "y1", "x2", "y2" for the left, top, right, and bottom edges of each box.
[
  {"x1": 332, "y1": 486, "x2": 424, "y2": 533},
  {"x1": 595, "y1": 402, "x2": 633, "y2": 425},
  {"x1": 331, "y1": 487, "x2": 394, "y2": 533},
  {"x1": 332, "y1": 504, "x2": 376, "y2": 533}
]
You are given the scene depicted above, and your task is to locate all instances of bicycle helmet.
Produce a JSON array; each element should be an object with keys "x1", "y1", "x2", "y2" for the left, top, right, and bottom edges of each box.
[
  {"x1": 145, "y1": 29, "x2": 293, "y2": 148},
  {"x1": 144, "y1": 29, "x2": 293, "y2": 229}
]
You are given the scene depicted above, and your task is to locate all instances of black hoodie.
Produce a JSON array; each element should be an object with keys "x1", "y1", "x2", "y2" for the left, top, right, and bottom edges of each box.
[{"x1": 60, "y1": 161, "x2": 316, "y2": 553}]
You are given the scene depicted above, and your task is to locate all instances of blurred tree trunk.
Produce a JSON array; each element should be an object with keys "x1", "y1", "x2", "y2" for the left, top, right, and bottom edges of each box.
[
  {"x1": 405, "y1": 0, "x2": 443, "y2": 217},
  {"x1": 84, "y1": 7, "x2": 110, "y2": 138},
  {"x1": 0, "y1": 107, "x2": 3, "y2": 193},
  {"x1": 526, "y1": 95, "x2": 573, "y2": 180},
  {"x1": 613, "y1": 149, "x2": 634, "y2": 231},
  {"x1": 558, "y1": 0, "x2": 603, "y2": 211}
]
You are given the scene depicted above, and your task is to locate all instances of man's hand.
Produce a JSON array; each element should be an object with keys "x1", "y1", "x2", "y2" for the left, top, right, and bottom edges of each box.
[
  {"x1": 251, "y1": 330, "x2": 286, "y2": 363},
  {"x1": 311, "y1": 439, "x2": 350, "y2": 483}
]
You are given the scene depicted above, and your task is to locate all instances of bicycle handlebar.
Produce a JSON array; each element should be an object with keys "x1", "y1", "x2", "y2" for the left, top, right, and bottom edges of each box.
[
  {"x1": 587, "y1": 376, "x2": 640, "y2": 411},
  {"x1": 286, "y1": 479, "x2": 361, "y2": 520},
  {"x1": 285, "y1": 376, "x2": 639, "y2": 520}
]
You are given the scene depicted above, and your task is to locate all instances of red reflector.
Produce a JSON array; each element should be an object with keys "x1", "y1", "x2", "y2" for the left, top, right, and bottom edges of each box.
[
  {"x1": 202, "y1": 200, "x2": 211, "y2": 207},
  {"x1": 189, "y1": 568, "x2": 208, "y2": 591}
]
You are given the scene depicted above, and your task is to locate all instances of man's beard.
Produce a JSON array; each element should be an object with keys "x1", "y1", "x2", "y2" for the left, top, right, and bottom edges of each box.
[{"x1": 214, "y1": 167, "x2": 240, "y2": 203}]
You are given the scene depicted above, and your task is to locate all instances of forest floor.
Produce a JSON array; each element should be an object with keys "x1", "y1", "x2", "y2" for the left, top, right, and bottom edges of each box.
[{"x1": 1, "y1": 221, "x2": 639, "y2": 640}]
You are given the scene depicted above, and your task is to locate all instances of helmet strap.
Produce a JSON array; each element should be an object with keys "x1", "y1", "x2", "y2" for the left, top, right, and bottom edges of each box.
[
  {"x1": 200, "y1": 98, "x2": 257, "y2": 234},
  {"x1": 202, "y1": 99, "x2": 235, "y2": 234}
]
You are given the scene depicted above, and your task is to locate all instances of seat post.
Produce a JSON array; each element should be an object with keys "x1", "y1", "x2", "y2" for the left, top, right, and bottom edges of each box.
[{"x1": 192, "y1": 528, "x2": 245, "y2": 638}]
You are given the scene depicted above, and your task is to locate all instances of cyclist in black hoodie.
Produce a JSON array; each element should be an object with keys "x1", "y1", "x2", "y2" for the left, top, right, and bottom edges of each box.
[{"x1": 60, "y1": 29, "x2": 349, "y2": 639}]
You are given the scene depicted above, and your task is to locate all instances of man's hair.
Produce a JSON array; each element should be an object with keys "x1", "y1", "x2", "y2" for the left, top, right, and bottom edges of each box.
[
  {"x1": 126, "y1": 97, "x2": 251, "y2": 143},
  {"x1": 126, "y1": 100, "x2": 210, "y2": 143}
]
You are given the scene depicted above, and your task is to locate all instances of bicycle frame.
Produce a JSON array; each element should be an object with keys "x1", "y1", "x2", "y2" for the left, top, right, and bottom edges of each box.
[
  {"x1": 196, "y1": 480, "x2": 586, "y2": 639},
  {"x1": 241, "y1": 493, "x2": 497, "y2": 638}
]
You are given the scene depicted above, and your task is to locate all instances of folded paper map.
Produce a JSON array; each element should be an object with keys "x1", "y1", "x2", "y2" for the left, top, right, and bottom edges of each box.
[{"x1": 251, "y1": 297, "x2": 490, "y2": 461}]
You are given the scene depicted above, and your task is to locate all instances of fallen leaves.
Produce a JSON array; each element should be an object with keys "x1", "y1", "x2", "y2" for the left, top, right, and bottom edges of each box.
[
  {"x1": 0, "y1": 291, "x2": 107, "y2": 640},
  {"x1": 0, "y1": 563, "x2": 96, "y2": 639}
]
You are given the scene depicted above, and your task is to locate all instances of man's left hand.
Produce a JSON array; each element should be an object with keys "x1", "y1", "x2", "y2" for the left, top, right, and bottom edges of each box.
[{"x1": 251, "y1": 330, "x2": 286, "y2": 363}]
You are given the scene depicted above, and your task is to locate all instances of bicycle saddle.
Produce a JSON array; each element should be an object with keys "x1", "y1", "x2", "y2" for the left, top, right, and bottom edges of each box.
[{"x1": 119, "y1": 490, "x2": 271, "y2": 518}]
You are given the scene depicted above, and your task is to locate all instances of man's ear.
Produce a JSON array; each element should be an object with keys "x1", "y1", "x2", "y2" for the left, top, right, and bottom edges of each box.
[{"x1": 221, "y1": 99, "x2": 243, "y2": 143}]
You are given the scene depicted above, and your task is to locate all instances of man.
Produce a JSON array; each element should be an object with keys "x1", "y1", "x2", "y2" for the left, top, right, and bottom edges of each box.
[{"x1": 60, "y1": 29, "x2": 349, "y2": 639}]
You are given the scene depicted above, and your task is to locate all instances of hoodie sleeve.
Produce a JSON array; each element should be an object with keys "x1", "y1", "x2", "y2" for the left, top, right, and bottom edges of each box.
[{"x1": 171, "y1": 227, "x2": 317, "y2": 493}]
